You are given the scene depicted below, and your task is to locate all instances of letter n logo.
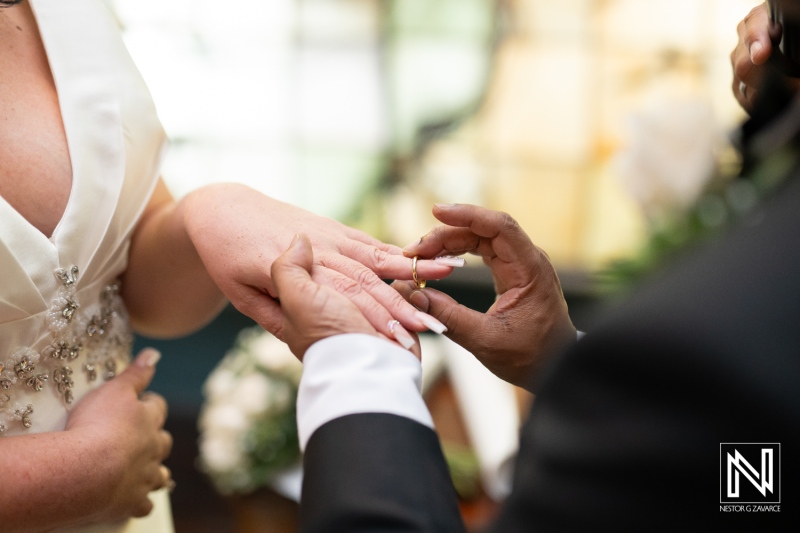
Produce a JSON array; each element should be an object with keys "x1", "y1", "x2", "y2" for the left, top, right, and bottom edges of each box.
[{"x1": 720, "y1": 443, "x2": 780, "y2": 504}]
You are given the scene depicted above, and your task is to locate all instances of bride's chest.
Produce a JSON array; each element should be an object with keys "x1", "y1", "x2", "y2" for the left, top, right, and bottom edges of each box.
[{"x1": 0, "y1": 6, "x2": 72, "y2": 238}]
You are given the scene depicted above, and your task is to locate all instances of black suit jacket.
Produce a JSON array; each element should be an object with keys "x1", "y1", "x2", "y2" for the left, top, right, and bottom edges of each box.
[{"x1": 299, "y1": 111, "x2": 800, "y2": 532}]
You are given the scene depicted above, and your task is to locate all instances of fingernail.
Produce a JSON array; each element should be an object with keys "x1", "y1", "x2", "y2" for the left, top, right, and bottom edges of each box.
[
  {"x1": 403, "y1": 238, "x2": 421, "y2": 251},
  {"x1": 136, "y1": 349, "x2": 161, "y2": 368},
  {"x1": 434, "y1": 203, "x2": 455, "y2": 209},
  {"x1": 388, "y1": 320, "x2": 416, "y2": 350},
  {"x1": 409, "y1": 290, "x2": 430, "y2": 313},
  {"x1": 750, "y1": 41, "x2": 763, "y2": 62},
  {"x1": 289, "y1": 233, "x2": 301, "y2": 247},
  {"x1": 415, "y1": 311, "x2": 447, "y2": 334},
  {"x1": 434, "y1": 256, "x2": 465, "y2": 267}
]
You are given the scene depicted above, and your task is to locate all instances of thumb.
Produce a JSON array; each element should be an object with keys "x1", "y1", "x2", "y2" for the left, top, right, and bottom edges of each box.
[
  {"x1": 393, "y1": 281, "x2": 492, "y2": 353},
  {"x1": 271, "y1": 233, "x2": 315, "y2": 302},
  {"x1": 115, "y1": 348, "x2": 161, "y2": 395}
]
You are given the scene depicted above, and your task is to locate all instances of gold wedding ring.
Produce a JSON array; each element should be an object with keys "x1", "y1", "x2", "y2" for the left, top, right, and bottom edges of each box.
[{"x1": 412, "y1": 256, "x2": 426, "y2": 289}]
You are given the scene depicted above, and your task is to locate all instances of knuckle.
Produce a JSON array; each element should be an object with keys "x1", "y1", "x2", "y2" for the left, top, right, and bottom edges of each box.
[
  {"x1": 331, "y1": 275, "x2": 362, "y2": 298},
  {"x1": 733, "y1": 60, "x2": 750, "y2": 82},
  {"x1": 354, "y1": 267, "x2": 380, "y2": 291},
  {"x1": 499, "y1": 212, "x2": 521, "y2": 233},
  {"x1": 162, "y1": 430, "x2": 174, "y2": 458},
  {"x1": 437, "y1": 305, "x2": 460, "y2": 336},
  {"x1": 132, "y1": 499, "x2": 154, "y2": 518},
  {"x1": 371, "y1": 247, "x2": 390, "y2": 271}
]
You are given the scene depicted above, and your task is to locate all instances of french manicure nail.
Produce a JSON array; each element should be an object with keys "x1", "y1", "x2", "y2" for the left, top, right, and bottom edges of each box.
[
  {"x1": 388, "y1": 320, "x2": 416, "y2": 350},
  {"x1": 136, "y1": 349, "x2": 161, "y2": 368},
  {"x1": 415, "y1": 311, "x2": 447, "y2": 334},
  {"x1": 434, "y1": 256, "x2": 466, "y2": 267}
]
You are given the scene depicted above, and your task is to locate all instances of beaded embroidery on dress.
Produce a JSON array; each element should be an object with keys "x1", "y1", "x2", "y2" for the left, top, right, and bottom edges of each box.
[{"x1": 0, "y1": 266, "x2": 132, "y2": 435}]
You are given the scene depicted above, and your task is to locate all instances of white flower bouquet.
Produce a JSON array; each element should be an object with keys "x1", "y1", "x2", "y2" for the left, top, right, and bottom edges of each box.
[{"x1": 198, "y1": 326, "x2": 303, "y2": 495}]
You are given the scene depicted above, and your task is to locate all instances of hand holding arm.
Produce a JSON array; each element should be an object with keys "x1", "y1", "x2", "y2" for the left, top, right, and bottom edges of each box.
[{"x1": 397, "y1": 204, "x2": 576, "y2": 391}]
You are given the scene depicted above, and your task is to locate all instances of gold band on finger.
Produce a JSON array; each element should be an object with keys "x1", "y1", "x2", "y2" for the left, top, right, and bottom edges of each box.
[{"x1": 412, "y1": 256, "x2": 426, "y2": 289}]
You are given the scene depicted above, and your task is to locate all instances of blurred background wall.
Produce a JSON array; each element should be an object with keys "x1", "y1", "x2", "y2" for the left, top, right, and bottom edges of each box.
[
  {"x1": 109, "y1": 0, "x2": 759, "y2": 270},
  {"x1": 105, "y1": 1, "x2": 763, "y2": 531}
]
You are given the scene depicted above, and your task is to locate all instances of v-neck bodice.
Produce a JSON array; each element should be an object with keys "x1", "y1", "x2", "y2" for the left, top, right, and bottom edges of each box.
[
  {"x1": 1, "y1": 0, "x2": 166, "y2": 308},
  {"x1": 0, "y1": 0, "x2": 166, "y2": 434}
]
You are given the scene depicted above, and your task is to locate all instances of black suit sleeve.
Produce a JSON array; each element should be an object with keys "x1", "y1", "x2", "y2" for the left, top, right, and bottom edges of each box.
[
  {"x1": 300, "y1": 413, "x2": 466, "y2": 533},
  {"x1": 493, "y1": 175, "x2": 800, "y2": 532}
]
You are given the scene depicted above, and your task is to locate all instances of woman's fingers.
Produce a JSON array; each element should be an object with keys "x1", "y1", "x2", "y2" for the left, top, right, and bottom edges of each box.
[
  {"x1": 338, "y1": 238, "x2": 457, "y2": 280},
  {"x1": 139, "y1": 391, "x2": 168, "y2": 429}
]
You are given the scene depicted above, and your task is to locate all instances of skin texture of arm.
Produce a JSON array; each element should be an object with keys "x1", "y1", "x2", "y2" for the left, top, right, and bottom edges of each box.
[
  {"x1": 124, "y1": 180, "x2": 454, "y2": 341},
  {"x1": 122, "y1": 179, "x2": 228, "y2": 338},
  {"x1": 0, "y1": 350, "x2": 172, "y2": 532},
  {"x1": 396, "y1": 204, "x2": 576, "y2": 391}
]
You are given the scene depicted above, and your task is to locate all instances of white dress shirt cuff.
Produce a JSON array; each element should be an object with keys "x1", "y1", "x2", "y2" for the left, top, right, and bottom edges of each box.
[{"x1": 296, "y1": 334, "x2": 434, "y2": 452}]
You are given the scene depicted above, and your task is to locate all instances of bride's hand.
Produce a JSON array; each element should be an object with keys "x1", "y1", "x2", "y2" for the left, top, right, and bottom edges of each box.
[
  {"x1": 182, "y1": 183, "x2": 455, "y2": 340},
  {"x1": 65, "y1": 349, "x2": 172, "y2": 522}
]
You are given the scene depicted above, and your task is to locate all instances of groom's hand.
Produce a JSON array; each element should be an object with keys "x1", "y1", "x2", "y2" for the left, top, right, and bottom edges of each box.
[
  {"x1": 396, "y1": 204, "x2": 575, "y2": 390},
  {"x1": 272, "y1": 233, "x2": 419, "y2": 359}
]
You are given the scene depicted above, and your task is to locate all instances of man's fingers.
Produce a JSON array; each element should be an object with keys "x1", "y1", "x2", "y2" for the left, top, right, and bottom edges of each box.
[
  {"x1": 392, "y1": 280, "x2": 492, "y2": 353},
  {"x1": 404, "y1": 205, "x2": 537, "y2": 267},
  {"x1": 271, "y1": 234, "x2": 314, "y2": 294},
  {"x1": 743, "y1": 3, "x2": 773, "y2": 65}
]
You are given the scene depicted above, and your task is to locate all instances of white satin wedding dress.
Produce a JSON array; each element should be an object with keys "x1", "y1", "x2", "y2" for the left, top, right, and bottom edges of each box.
[{"x1": 0, "y1": 1, "x2": 173, "y2": 531}]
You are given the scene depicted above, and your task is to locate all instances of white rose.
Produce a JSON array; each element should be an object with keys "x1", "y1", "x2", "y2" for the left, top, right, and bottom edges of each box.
[
  {"x1": 203, "y1": 368, "x2": 237, "y2": 400},
  {"x1": 265, "y1": 380, "x2": 292, "y2": 415},
  {"x1": 231, "y1": 373, "x2": 273, "y2": 415},
  {"x1": 200, "y1": 435, "x2": 243, "y2": 472},
  {"x1": 201, "y1": 403, "x2": 250, "y2": 434},
  {"x1": 248, "y1": 331, "x2": 300, "y2": 373}
]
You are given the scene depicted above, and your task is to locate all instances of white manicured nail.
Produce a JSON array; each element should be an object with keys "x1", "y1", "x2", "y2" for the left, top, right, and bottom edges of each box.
[
  {"x1": 434, "y1": 256, "x2": 466, "y2": 267},
  {"x1": 388, "y1": 320, "x2": 416, "y2": 350},
  {"x1": 136, "y1": 349, "x2": 161, "y2": 368},
  {"x1": 415, "y1": 311, "x2": 447, "y2": 334}
]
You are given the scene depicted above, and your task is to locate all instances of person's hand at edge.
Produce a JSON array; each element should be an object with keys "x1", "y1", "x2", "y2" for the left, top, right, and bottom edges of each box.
[
  {"x1": 396, "y1": 204, "x2": 576, "y2": 390},
  {"x1": 731, "y1": 3, "x2": 793, "y2": 112}
]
